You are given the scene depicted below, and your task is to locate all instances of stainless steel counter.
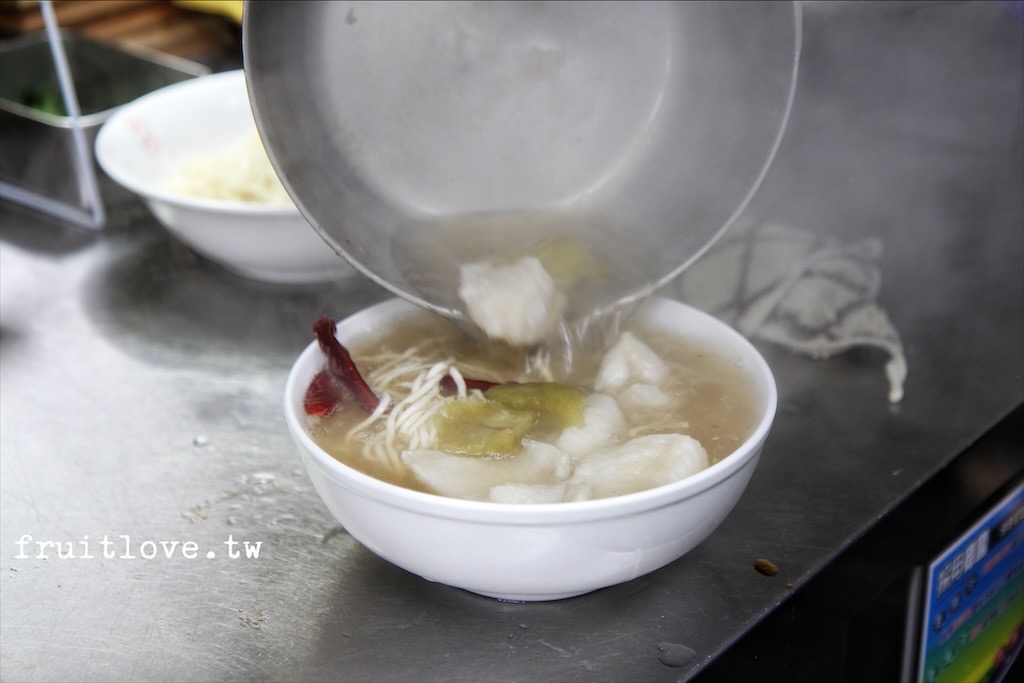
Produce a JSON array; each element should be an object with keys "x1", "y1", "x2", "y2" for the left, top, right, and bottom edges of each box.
[{"x1": 2, "y1": 2, "x2": 1022, "y2": 681}]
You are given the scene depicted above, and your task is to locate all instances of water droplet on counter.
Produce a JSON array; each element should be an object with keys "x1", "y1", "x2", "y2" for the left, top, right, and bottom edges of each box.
[
  {"x1": 657, "y1": 642, "x2": 696, "y2": 668},
  {"x1": 247, "y1": 472, "x2": 278, "y2": 495},
  {"x1": 269, "y1": 514, "x2": 297, "y2": 526}
]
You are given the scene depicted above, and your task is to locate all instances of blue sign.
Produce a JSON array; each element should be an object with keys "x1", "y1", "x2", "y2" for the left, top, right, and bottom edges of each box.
[{"x1": 917, "y1": 482, "x2": 1024, "y2": 683}]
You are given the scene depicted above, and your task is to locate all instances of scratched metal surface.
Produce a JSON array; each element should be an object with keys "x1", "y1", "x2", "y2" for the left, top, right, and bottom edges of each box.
[{"x1": 1, "y1": 2, "x2": 1022, "y2": 681}]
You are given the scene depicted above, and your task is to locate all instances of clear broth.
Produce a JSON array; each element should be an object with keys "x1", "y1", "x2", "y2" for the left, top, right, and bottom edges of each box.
[{"x1": 308, "y1": 310, "x2": 761, "y2": 497}]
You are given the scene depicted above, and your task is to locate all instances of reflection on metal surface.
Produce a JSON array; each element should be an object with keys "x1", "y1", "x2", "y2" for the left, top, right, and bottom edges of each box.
[{"x1": 673, "y1": 219, "x2": 907, "y2": 403}]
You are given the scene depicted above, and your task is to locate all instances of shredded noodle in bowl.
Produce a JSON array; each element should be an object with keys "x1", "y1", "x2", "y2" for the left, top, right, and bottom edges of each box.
[{"x1": 166, "y1": 130, "x2": 294, "y2": 206}]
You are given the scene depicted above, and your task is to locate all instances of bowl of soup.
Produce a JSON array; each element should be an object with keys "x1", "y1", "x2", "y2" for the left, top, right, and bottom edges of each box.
[{"x1": 284, "y1": 296, "x2": 777, "y2": 601}]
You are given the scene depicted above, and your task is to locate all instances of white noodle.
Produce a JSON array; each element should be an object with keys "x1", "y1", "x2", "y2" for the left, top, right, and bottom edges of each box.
[
  {"x1": 447, "y1": 367, "x2": 468, "y2": 398},
  {"x1": 365, "y1": 344, "x2": 434, "y2": 387},
  {"x1": 344, "y1": 360, "x2": 458, "y2": 471},
  {"x1": 167, "y1": 130, "x2": 294, "y2": 206},
  {"x1": 345, "y1": 393, "x2": 392, "y2": 441}
]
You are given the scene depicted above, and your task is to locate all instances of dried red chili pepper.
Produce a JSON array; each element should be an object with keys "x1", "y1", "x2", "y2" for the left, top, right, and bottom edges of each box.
[
  {"x1": 304, "y1": 369, "x2": 344, "y2": 417},
  {"x1": 312, "y1": 316, "x2": 380, "y2": 413}
]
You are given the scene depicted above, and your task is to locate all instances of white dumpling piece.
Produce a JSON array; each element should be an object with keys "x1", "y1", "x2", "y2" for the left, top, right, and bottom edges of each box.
[
  {"x1": 458, "y1": 256, "x2": 566, "y2": 346},
  {"x1": 594, "y1": 332, "x2": 670, "y2": 393},
  {"x1": 555, "y1": 393, "x2": 627, "y2": 460},
  {"x1": 570, "y1": 433, "x2": 709, "y2": 500},
  {"x1": 616, "y1": 383, "x2": 673, "y2": 416},
  {"x1": 402, "y1": 439, "x2": 571, "y2": 501}
]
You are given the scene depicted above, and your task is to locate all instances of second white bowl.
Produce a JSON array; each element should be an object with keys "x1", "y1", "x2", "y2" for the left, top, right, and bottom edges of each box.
[{"x1": 95, "y1": 70, "x2": 351, "y2": 284}]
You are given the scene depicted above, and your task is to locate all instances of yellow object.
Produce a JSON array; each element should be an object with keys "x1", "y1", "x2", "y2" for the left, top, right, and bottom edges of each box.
[
  {"x1": 485, "y1": 383, "x2": 586, "y2": 430},
  {"x1": 533, "y1": 238, "x2": 603, "y2": 287},
  {"x1": 173, "y1": 0, "x2": 244, "y2": 24},
  {"x1": 434, "y1": 399, "x2": 536, "y2": 457}
]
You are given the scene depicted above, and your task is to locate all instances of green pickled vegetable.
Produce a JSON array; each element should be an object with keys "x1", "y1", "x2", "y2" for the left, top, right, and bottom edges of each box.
[
  {"x1": 434, "y1": 398, "x2": 536, "y2": 456},
  {"x1": 533, "y1": 237, "x2": 602, "y2": 287},
  {"x1": 485, "y1": 382, "x2": 585, "y2": 429}
]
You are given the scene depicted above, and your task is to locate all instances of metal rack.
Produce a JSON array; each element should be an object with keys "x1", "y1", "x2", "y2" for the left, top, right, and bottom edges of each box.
[{"x1": 0, "y1": 0, "x2": 105, "y2": 229}]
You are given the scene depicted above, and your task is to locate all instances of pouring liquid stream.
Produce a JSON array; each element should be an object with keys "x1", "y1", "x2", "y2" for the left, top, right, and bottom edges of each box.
[{"x1": 392, "y1": 209, "x2": 653, "y2": 380}]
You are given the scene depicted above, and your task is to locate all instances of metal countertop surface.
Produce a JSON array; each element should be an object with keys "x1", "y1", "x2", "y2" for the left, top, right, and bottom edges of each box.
[{"x1": 1, "y1": 2, "x2": 1022, "y2": 681}]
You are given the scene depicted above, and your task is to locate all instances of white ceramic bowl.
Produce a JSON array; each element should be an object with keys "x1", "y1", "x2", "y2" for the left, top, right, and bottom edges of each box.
[
  {"x1": 284, "y1": 297, "x2": 777, "y2": 601},
  {"x1": 95, "y1": 70, "x2": 349, "y2": 284}
]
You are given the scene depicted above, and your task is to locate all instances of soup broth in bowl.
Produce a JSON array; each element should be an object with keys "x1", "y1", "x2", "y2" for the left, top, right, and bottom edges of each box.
[
  {"x1": 284, "y1": 297, "x2": 776, "y2": 600},
  {"x1": 305, "y1": 308, "x2": 760, "y2": 503}
]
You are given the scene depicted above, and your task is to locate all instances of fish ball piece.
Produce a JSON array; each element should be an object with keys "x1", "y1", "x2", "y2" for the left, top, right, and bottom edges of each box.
[
  {"x1": 556, "y1": 393, "x2": 627, "y2": 460},
  {"x1": 595, "y1": 332, "x2": 670, "y2": 392},
  {"x1": 402, "y1": 439, "x2": 571, "y2": 501},
  {"x1": 571, "y1": 434, "x2": 709, "y2": 500},
  {"x1": 458, "y1": 256, "x2": 566, "y2": 346}
]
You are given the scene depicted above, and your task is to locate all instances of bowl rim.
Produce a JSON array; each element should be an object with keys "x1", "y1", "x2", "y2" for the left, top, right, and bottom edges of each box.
[
  {"x1": 94, "y1": 69, "x2": 301, "y2": 217},
  {"x1": 284, "y1": 296, "x2": 778, "y2": 524}
]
